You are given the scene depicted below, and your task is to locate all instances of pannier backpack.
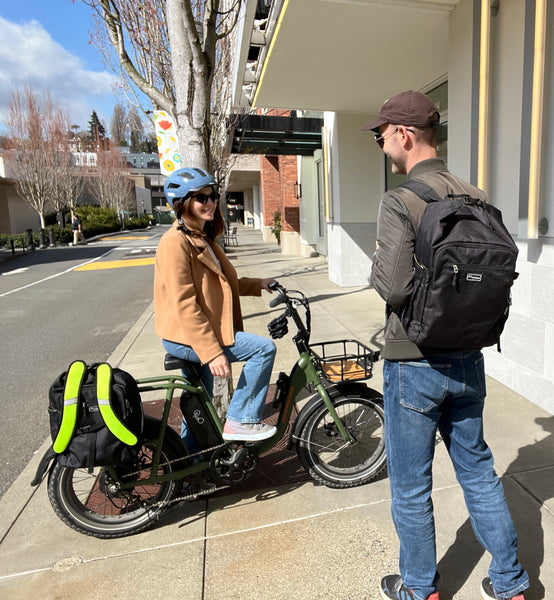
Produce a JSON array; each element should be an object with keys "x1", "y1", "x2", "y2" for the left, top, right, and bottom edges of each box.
[
  {"x1": 48, "y1": 361, "x2": 144, "y2": 470},
  {"x1": 396, "y1": 179, "x2": 519, "y2": 350}
]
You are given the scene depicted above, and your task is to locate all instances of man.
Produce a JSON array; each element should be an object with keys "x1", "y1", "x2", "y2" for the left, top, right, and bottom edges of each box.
[
  {"x1": 364, "y1": 91, "x2": 528, "y2": 600},
  {"x1": 71, "y1": 214, "x2": 87, "y2": 246}
]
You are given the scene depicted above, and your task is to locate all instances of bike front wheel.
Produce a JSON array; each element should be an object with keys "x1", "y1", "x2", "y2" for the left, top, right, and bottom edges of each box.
[
  {"x1": 47, "y1": 417, "x2": 186, "y2": 539},
  {"x1": 295, "y1": 388, "x2": 386, "y2": 488}
]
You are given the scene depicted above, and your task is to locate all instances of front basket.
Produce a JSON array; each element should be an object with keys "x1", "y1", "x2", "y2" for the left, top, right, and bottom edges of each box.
[{"x1": 309, "y1": 340, "x2": 377, "y2": 382}]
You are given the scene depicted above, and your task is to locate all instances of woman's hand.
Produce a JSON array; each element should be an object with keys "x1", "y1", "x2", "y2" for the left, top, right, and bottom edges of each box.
[
  {"x1": 208, "y1": 353, "x2": 231, "y2": 379},
  {"x1": 261, "y1": 278, "x2": 277, "y2": 292}
]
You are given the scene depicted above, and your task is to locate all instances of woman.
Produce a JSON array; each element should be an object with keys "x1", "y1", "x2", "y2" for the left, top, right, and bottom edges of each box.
[{"x1": 154, "y1": 167, "x2": 277, "y2": 448}]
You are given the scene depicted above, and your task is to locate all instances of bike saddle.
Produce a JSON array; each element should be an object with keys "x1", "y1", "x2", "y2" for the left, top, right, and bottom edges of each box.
[{"x1": 163, "y1": 353, "x2": 199, "y2": 373}]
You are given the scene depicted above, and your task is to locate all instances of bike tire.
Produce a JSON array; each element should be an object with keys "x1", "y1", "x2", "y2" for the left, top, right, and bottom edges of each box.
[
  {"x1": 295, "y1": 388, "x2": 386, "y2": 488},
  {"x1": 47, "y1": 417, "x2": 186, "y2": 539}
]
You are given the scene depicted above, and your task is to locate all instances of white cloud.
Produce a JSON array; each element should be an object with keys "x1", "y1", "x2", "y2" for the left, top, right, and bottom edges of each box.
[{"x1": 0, "y1": 16, "x2": 117, "y2": 131}]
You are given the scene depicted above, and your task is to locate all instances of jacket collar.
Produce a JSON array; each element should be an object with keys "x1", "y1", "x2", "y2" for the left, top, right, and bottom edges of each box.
[
  {"x1": 173, "y1": 221, "x2": 224, "y2": 276},
  {"x1": 407, "y1": 157, "x2": 447, "y2": 180}
]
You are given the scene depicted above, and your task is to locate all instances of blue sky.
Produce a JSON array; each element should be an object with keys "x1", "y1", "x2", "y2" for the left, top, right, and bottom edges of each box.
[{"x1": 0, "y1": 0, "x2": 123, "y2": 133}]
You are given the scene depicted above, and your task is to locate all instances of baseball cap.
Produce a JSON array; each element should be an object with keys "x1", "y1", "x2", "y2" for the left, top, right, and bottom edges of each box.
[{"x1": 361, "y1": 90, "x2": 440, "y2": 132}]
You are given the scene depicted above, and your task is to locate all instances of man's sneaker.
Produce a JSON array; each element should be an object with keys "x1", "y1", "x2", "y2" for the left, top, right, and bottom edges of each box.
[
  {"x1": 222, "y1": 419, "x2": 277, "y2": 441},
  {"x1": 380, "y1": 575, "x2": 440, "y2": 600},
  {"x1": 481, "y1": 577, "x2": 525, "y2": 600}
]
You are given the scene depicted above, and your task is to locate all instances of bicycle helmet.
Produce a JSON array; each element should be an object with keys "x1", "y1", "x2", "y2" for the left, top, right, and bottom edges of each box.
[{"x1": 164, "y1": 167, "x2": 216, "y2": 203}]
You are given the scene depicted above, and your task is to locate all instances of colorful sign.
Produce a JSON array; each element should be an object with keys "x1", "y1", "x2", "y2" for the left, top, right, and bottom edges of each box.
[{"x1": 154, "y1": 110, "x2": 181, "y2": 175}]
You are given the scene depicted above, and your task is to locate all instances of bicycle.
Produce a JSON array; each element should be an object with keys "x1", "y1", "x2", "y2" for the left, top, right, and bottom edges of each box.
[{"x1": 45, "y1": 282, "x2": 386, "y2": 538}]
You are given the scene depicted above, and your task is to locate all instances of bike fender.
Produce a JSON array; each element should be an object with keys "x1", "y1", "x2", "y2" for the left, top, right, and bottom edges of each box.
[
  {"x1": 290, "y1": 382, "x2": 379, "y2": 447},
  {"x1": 31, "y1": 446, "x2": 58, "y2": 486}
]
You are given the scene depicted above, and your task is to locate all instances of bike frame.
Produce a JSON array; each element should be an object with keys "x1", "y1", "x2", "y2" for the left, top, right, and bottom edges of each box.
[{"x1": 111, "y1": 287, "x2": 357, "y2": 490}]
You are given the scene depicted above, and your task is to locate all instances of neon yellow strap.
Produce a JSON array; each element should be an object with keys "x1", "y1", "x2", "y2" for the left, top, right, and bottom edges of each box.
[
  {"x1": 53, "y1": 361, "x2": 86, "y2": 453},
  {"x1": 96, "y1": 363, "x2": 138, "y2": 446}
]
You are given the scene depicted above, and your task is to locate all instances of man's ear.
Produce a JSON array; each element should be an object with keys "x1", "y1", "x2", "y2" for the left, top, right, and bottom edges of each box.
[{"x1": 397, "y1": 125, "x2": 414, "y2": 149}]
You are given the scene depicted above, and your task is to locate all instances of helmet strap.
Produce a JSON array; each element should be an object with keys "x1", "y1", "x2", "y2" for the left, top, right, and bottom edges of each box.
[{"x1": 176, "y1": 218, "x2": 192, "y2": 234}]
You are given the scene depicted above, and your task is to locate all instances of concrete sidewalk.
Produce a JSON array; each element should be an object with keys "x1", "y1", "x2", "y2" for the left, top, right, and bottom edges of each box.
[{"x1": 0, "y1": 228, "x2": 552, "y2": 600}]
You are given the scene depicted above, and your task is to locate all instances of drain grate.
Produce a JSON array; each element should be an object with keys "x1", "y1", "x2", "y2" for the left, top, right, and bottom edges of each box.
[{"x1": 142, "y1": 384, "x2": 311, "y2": 496}]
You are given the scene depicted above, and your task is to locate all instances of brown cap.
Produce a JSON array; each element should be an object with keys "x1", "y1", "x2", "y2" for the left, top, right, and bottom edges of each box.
[{"x1": 361, "y1": 90, "x2": 440, "y2": 132}]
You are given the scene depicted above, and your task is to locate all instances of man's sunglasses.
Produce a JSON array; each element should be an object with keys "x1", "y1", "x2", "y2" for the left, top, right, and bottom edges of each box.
[
  {"x1": 374, "y1": 127, "x2": 414, "y2": 149},
  {"x1": 190, "y1": 191, "x2": 220, "y2": 204}
]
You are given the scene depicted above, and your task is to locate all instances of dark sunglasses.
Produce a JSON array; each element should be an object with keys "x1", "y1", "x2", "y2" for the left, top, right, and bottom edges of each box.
[
  {"x1": 190, "y1": 191, "x2": 220, "y2": 204},
  {"x1": 374, "y1": 127, "x2": 414, "y2": 149}
]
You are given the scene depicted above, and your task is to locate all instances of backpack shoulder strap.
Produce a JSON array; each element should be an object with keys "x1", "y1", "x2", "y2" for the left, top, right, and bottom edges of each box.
[
  {"x1": 96, "y1": 363, "x2": 139, "y2": 446},
  {"x1": 52, "y1": 360, "x2": 86, "y2": 454},
  {"x1": 397, "y1": 179, "x2": 444, "y2": 204}
]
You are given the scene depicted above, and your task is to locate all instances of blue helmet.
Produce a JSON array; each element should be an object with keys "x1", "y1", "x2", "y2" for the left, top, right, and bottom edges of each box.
[{"x1": 164, "y1": 167, "x2": 216, "y2": 203}]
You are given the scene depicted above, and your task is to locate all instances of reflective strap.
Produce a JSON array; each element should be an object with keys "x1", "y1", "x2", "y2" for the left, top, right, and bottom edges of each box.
[
  {"x1": 96, "y1": 363, "x2": 138, "y2": 446},
  {"x1": 53, "y1": 361, "x2": 86, "y2": 453}
]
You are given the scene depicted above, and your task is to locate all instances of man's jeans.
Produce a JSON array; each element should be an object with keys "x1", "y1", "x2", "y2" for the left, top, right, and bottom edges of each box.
[
  {"x1": 383, "y1": 352, "x2": 528, "y2": 600},
  {"x1": 163, "y1": 333, "x2": 276, "y2": 451}
]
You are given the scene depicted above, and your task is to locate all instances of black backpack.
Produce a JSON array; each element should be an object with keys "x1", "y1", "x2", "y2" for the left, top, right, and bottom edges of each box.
[
  {"x1": 396, "y1": 179, "x2": 518, "y2": 350},
  {"x1": 48, "y1": 361, "x2": 144, "y2": 469}
]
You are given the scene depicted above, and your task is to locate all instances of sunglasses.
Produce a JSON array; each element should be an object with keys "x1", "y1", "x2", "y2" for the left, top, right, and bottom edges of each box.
[
  {"x1": 374, "y1": 127, "x2": 414, "y2": 149},
  {"x1": 190, "y1": 191, "x2": 220, "y2": 204}
]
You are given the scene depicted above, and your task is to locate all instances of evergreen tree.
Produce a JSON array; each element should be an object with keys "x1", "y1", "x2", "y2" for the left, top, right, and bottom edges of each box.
[{"x1": 88, "y1": 110, "x2": 107, "y2": 148}]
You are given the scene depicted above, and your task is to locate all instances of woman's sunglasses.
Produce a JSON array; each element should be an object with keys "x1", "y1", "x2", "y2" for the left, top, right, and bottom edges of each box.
[{"x1": 190, "y1": 192, "x2": 220, "y2": 204}]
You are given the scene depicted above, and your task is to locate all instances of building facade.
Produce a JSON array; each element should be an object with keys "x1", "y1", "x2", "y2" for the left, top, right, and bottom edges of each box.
[{"x1": 231, "y1": 0, "x2": 554, "y2": 414}]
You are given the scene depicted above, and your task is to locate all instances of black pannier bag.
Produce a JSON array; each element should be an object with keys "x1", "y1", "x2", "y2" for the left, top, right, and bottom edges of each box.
[
  {"x1": 396, "y1": 179, "x2": 519, "y2": 350},
  {"x1": 48, "y1": 361, "x2": 144, "y2": 470}
]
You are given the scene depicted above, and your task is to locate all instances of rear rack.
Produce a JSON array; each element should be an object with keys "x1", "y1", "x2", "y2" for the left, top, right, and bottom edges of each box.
[{"x1": 309, "y1": 340, "x2": 377, "y2": 382}]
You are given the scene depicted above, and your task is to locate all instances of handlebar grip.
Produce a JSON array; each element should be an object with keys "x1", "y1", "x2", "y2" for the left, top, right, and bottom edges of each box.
[
  {"x1": 269, "y1": 292, "x2": 287, "y2": 308},
  {"x1": 267, "y1": 280, "x2": 280, "y2": 292}
]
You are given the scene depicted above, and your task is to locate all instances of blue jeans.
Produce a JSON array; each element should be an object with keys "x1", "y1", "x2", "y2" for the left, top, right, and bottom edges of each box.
[
  {"x1": 163, "y1": 333, "x2": 276, "y2": 449},
  {"x1": 383, "y1": 352, "x2": 528, "y2": 600}
]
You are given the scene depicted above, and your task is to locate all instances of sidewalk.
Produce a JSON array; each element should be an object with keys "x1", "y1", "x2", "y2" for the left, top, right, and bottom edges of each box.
[{"x1": 0, "y1": 228, "x2": 552, "y2": 600}]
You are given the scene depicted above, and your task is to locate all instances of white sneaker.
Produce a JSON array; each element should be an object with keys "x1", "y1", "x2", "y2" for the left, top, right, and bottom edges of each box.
[{"x1": 222, "y1": 420, "x2": 277, "y2": 441}]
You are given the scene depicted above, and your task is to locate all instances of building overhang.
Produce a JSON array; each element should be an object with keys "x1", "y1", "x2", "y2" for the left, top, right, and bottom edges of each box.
[
  {"x1": 229, "y1": 113, "x2": 323, "y2": 156},
  {"x1": 232, "y1": 0, "x2": 459, "y2": 115}
]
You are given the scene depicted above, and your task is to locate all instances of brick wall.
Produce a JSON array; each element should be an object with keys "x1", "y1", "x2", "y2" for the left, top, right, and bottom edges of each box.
[{"x1": 260, "y1": 154, "x2": 299, "y2": 234}]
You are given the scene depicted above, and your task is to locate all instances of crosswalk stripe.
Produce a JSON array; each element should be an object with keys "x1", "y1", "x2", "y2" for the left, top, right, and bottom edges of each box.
[{"x1": 75, "y1": 257, "x2": 155, "y2": 270}]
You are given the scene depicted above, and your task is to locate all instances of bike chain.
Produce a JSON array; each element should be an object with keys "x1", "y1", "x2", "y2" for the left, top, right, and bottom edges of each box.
[{"x1": 119, "y1": 442, "x2": 232, "y2": 509}]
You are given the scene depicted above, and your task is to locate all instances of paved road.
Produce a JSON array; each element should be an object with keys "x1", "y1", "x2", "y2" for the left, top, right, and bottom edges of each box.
[{"x1": 0, "y1": 228, "x2": 167, "y2": 498}]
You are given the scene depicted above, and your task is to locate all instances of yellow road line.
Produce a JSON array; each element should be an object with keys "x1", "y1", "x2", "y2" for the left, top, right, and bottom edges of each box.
[
  {"x1": 75, "y1": 257, "x2": 155, "y2": 271},
  {"x1": 97, "y1": 236, "x2": 151, "y2": 241}
]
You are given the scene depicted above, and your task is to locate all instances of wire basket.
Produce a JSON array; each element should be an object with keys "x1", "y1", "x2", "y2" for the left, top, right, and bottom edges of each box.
[{"x1": 309, "y1": 340, "x2": 376, "y2": 382}]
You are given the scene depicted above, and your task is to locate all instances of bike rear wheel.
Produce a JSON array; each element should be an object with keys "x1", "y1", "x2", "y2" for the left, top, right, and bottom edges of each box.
[
  {"x1": 295, "y1": 388, "x2": 386, "y2": 488},
  {"x1": 47, "y1": 417, "x2": 186, "y2": 538}
]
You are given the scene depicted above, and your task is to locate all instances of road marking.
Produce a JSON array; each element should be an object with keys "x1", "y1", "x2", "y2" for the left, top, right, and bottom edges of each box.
[
  {"x1": 1, "y1": 268, "x2": 29, "y2": 276},
  {"x1": 97, "y1": 236, "x2": 151, "y2": 241},
  {"x1": 75, "y1": 257, "x2": 155, "y2": 270}
]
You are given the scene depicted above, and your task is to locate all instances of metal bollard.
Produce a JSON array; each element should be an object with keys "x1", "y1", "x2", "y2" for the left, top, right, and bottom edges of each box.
[{"x1": 25, "y1": 229, "x2": 35, "y2": 251}]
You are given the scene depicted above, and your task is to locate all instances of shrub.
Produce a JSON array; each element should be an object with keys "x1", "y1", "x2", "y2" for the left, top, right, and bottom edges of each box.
[
  {"x1": 270, "y1": 210, "x2": 282, "y2": 245},
  {"x1": 125, "y1": 215, "x2": 152, "y2": 230}
]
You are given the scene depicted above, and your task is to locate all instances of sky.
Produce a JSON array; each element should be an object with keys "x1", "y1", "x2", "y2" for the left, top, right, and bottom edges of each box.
[{"x1": 0, "y1": 0, "x2": 122, "y2": 135}]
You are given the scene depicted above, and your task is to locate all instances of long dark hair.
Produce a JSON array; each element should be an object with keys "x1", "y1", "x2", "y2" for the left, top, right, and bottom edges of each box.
[{"x1": 173, "y1": 186, "x2": 225, "y2": 240}]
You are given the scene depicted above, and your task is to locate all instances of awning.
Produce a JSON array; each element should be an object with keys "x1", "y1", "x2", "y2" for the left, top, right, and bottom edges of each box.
[{"x1": 229, "y1": 114, "x2": 323, "y2": 156}]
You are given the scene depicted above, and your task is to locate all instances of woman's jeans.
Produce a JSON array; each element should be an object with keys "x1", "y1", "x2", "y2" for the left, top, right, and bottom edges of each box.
[
  {"x1": 162, "y1": 333, "x2": 276, "y2": 452},
  {"x1": 383, "y1": 352, "x2": 528, "y2": 600}
]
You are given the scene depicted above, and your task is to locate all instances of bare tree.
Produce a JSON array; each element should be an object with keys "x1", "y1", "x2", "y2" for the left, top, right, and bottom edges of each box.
[
  {"x1": 87, "y1": 147, "x2": 135, "y2": 221},
  {"x1": 49, "y1": 111, "x2": 86, "y2": 223},
  {"x1": 86, "y1": 0, "x2": 242, "y2": 170},
  {"x1": 5, "y1": 88, "x2": 65, "y2": 230},
  {"x1": 127, "y1": 106, "x2": 144, "y2": 152},
  {"x1": 110, "y1": 102, "x2": 128, "y2": 146}
]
